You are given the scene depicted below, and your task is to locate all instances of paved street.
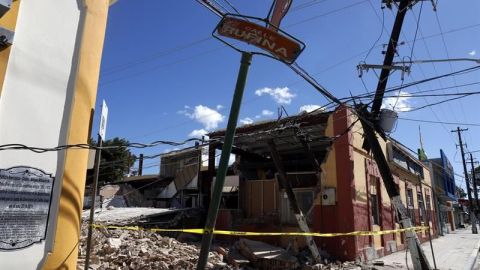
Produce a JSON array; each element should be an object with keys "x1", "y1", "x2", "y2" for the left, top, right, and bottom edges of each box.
[{"x1": 375, "y1": 227, "x2": 480, "y2": 270}]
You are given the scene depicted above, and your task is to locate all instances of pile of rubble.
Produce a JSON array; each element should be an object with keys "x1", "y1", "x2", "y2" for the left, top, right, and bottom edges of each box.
[
  {"x1": 77, "y1": 222, "x2": 231, "y2": 270},
  {"x1": 78, "y1": 217, "x2": 376, "y2": 270}
]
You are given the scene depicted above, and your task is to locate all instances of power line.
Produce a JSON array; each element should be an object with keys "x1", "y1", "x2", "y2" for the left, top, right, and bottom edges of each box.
[
  {"x1": 405, "y1": 95, "x2": 472, "y2": 112},
  {"x1": 100, "y1": 45, "x2": 224, "y2": 85},
  {"x1": 291, "y1": 0, "x2": 330, "y2": 12},
  {"x1": 100, "y1": 37, "x2": 212, "y2": 77},
  {"x1": 364, "y1": 0, "x2": 385, "y2": 62},
  {"x1": 101, "y1": 1, "x2": 369, "y2": 86},
  {"x1": 398, "y1": 117, "x2": 480, "y2": 127},
  {"x1": 434, "y1": 9, "x2": 473, "y2": 144},
  {"x1": 349, "y1": 66, "x2": 480, "y2": 101},
  {"x1": 287, "y1": 0, "x2": 368, "y2": 28},
  {"x1": 0, "y1": 138, "x2": 203, "y2": 153},
  {"x1": 374, "y1": 90, "x2": 480, "y2": 99},
  {"x1": 387, "y1": 6, "x2": 461, "y2": 144},
  {"x1": 221, "y1": 0, "x2": 242, "y2": 15}
]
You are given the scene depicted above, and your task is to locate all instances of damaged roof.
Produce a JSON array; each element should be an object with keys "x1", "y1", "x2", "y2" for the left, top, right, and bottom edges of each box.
[{"x1": 208, "y1": 109, "x2": 334, "y2": 157}]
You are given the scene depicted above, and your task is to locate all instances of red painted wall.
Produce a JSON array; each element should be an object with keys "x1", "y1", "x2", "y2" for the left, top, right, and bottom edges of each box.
[{"x1": 313, "y1": 106, "x2": 358, "y2": 260}]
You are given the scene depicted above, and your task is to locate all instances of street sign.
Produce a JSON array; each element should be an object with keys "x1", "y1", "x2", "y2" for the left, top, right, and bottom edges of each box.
[
  {"x1": 99, "y1": 99, "x2": 108, "y2": 141},
  {"x1": 216, "y1": 15, "x2": 304, "y2": 64},
  {"x1": 268, "y1": 0, "x2": 292, "y2": 29}
]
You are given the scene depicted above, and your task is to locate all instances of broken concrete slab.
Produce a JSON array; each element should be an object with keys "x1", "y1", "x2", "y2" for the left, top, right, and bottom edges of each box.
[
  {"x1": 107, "y1": 238, "x2": 122, "y2": 249},
  {"x1": 238, "y1": 238, "x2": 299, "y2": 269}
]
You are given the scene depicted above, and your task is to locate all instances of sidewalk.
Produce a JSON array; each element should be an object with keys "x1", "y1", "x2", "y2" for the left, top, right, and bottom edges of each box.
[{"x1": 374, "y1": 227, "x2": 480, "y2": 270}]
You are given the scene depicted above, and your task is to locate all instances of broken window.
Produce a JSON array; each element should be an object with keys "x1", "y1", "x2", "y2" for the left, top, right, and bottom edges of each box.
[
  {"x1": 425, "y1": 194, "x2": 431, "y2": 222},
  {"x1": 280, "y1": 189, "x2": 314, "y2": 224},
  {"x1": 370, "y1": 177, "x2": 380, "y2": 226},
  {"x1": 406, "y1": 188, "x2": 416, "y2": 225},
  {"x1": 417, "y1": 191, "x2": 424, "y2": 223}
]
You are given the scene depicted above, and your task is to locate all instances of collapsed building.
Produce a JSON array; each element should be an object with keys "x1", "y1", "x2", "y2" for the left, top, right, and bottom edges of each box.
[
  {"x1": 201, "y1": 105, "x2": 437, "y2": 261},
  {"x1": 91, "y1": 105, "x2": 439, "y2": 263}
]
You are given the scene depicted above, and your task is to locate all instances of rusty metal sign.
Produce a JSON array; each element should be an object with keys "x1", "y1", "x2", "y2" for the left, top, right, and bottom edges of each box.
[{"x1": 215, "y1": 15, "x2": 304, "y2": 64}]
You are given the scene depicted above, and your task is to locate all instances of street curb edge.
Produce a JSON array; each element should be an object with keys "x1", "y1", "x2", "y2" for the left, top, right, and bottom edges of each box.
[{"x1": 463, "y1": 236, "x2": 480, "y2": 270}]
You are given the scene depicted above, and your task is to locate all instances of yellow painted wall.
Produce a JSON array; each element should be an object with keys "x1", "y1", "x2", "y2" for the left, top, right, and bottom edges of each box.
[
  {"x1": 316, "y1": 112, "x2": 337, "y2": 206},
  {"x1": 0, "y1": 0, "x2": 20, "y2": 96},
  {"x1": 320, "y1": 112, "x2": 337, "y2": 189},
  {"x1": 42, "y1": 0, "x2": 110, "y2": 269},
  {"x1": 347, "y1": 109, "x2": 436, "y2": 247}
]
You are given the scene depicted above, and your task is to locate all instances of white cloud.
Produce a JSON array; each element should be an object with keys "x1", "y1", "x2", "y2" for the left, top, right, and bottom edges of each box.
[
  {"x1": 255, "y1": 115, "x2": 261, "y2": 119},
  {"x1": 381, "y1": 91, "x2": 412, "y2": 112},
  {"x1": 216, "y1": 104, "x2": 224, "y2": 110},
  {"x1": 469, "y1": 50, "x2": 476, "y2": 56},
  {"x1": 261, "y1": 109, "x2": 274, "y2": 116},
  {"x1": 180, "y1": 105, "x2": 224, "y2": 130},
  {"x1": 239, "y1": 117, "x2": 254, "y2": 125},
  {"x1": 255, "y1": 87, "x2": 296, "y2": 104},
  {"x1": 188, "y1": 129, "x2": 208, "y2": 138},
  {"x1": 299, "y1": 104, "x2": 324, "y2": 113}
]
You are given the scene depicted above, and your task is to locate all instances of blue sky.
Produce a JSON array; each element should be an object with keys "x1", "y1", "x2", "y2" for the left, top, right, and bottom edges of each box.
[{"x1": 94, "y1": 0, "x2": 480, "y2": 188}]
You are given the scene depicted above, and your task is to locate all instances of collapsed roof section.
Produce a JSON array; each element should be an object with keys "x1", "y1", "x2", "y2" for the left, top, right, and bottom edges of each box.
[{"x1": 208, "y1": 109, "x2": 334, "y2": 181}]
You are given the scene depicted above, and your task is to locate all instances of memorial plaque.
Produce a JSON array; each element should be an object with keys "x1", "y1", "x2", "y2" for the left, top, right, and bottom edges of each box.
[{"x1": 0, "y1": 167, "x2": 54, "y2": 250}]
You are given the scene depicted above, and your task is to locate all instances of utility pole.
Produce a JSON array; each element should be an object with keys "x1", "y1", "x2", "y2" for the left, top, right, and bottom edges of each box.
[
  {"x1": 358, "y1": 107, "x2": 431, "y2": 270},
  {"x1": 469, "y1": 153, "x2": 479, "y2": 210},
  {"x1": 357, "y1": 0, "x2": 432, "y2": 269},
  {"x1": 452, "y1": 127, "x2": 477, "y2": 233},
  {"x1": 370, "y1": 0, "x2": 411, "y2": 116},
  {"x1": 138, "y1": 153, "x2": 144, "y2": 176}
]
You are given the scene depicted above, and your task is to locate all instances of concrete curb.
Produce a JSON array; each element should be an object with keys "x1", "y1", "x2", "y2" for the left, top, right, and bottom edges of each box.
[{"x1": 463, "y1": 236, "x2": 480, "y2": 270}]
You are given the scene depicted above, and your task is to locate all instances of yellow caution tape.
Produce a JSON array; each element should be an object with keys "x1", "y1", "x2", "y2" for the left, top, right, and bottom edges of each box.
[{"x1": 92, "y1": 224, "x2": 429, "y2": 237}]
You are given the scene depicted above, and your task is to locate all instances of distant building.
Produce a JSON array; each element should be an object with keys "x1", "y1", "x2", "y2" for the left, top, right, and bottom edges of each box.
[
  {"x1": 160, "y1": 147, "x2": 212, "y2": 208},
  {"x1": 426, "y1": 150, "x2": 457, "y2": 234}
]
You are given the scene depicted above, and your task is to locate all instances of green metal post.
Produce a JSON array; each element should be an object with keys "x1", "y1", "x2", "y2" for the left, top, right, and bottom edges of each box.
[{"x1": 196, "y1": 52, "x2": 252, "y2": 270}]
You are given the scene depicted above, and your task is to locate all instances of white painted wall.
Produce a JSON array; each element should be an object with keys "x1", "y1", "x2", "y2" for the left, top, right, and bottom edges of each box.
[{"x1": 0, "y1": 0, "x2": 84, "y2": 269}]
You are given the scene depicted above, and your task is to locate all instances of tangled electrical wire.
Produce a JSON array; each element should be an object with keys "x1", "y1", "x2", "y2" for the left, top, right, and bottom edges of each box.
[{"x1": 0, "y1": 138, "x2": 204, "y2": 153}]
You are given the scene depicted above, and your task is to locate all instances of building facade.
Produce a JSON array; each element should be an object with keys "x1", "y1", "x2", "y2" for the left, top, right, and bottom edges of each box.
[
  {"x1": 207, "y1": 105, "x2": 437, "y2": 261},
  {"x1": 426, "y1": 150, "x2": 458, "y2": 234}
]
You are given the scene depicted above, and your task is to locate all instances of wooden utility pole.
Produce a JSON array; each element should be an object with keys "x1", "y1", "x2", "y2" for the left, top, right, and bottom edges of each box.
[
  {"x1": 356, "y1": 1, "x2": 432, "y2": 269},
  {"x1": 452, "y1": 127, "x2": 477, "y2": 233},
  {"x1": 267, "y1": 139, "x2": 322, "y2": 263},
  {"x1": 469, "y1": 153, "x2": 479, "y2": 208},
  {"x1": 358, "y1": 107, "x2": 431, "y2": 270},
  {"x1": 138, "y1": 153, "x2": 144, "y2": 176},
  {"x1": 370, "y1": 0, "x2": 411, "y2": 116}
]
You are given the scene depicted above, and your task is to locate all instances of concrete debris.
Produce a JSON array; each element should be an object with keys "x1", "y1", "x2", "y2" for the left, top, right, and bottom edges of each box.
[
  {"x1": 78, "y1": 222, "x2": 231, "y2": 270},
  {"x1": 302, "y1": 261, "x2": 363, "y2": 270},
  {"x1": 78, "y1": 214, "x2": 371, "y2": 270},
  {"x1": 82, "y1": 207, "x2": 175, "y2": 225},
  {"x1": 237, "y1": 238, "x2": 299, "y2": 269}
]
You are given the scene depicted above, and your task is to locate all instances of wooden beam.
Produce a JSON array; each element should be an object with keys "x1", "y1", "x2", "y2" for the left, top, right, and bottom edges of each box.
[{"x1": 267, "y1": 139, "x2": 322, "y2": 263}]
